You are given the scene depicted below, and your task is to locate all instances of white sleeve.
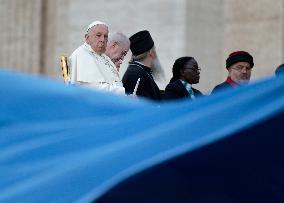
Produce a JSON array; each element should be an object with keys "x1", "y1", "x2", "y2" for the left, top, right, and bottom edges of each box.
[
  {"x1": 109, "y1": 82, "x2": 125, "y2": 95},
  {"x1": 79, "y1": 82, "x2": 125, "y2": 95}
]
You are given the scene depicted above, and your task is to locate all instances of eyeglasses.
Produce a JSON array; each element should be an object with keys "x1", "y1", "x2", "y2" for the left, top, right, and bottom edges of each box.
[
  {"x1": 184, "y1": 67, "x2": 201, "y2": 72},
  {"x1": 231, "y1": 66, "x2": 252, "y2": 72}
]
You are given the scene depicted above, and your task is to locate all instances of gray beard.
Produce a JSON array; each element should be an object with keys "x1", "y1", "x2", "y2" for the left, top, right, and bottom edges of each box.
[
  {"x1": 239, "y1": 79, "x2": 250, "y2": 84},
  {"x1": 239, "y1": 75, "x2": 250, "y2": 84},
  {"x1": 151, "y1": 56, "x2": 166, "y2": 83}
]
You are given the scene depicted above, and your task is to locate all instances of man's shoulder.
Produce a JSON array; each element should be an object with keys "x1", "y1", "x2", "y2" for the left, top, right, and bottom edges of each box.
[
  {"x1": 211, "y1": 81, "x2": 231, "y2": 94},
  {"x1": 123, "y1": 63, "x2": 152, "y2": 86},
  {"x1": 70, "y1": 44, "x2": 87, "y2": 57},
  {"x1": 173, "y1": 80, "x2": 184, "y2": 87},
  {"x1": 164, "y1": 80, "x2": 187, "y2": 99},
  {"x1": 192, "y1": 87, "x2": 203, "y2": 96},
  {"x1": 216, "y1": 81, "x2": 231, "y2": 88},
  {"x1": 125, "y1": 63, "x2": 146, "y2": 75},
  {"x1": 166, "y1": 80, "x2": 182, "y2": 89},
  {"x1": 165, "y1": 82, "x2": 174, "y2": 90},
  {"x1": 127, "y1": 62, "x2": 144, "y2": 69}
]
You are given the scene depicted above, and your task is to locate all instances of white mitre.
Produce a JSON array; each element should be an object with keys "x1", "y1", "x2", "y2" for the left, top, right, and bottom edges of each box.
[{"x1": 86, "y1": 20, "x2": 108, "y2": 33}]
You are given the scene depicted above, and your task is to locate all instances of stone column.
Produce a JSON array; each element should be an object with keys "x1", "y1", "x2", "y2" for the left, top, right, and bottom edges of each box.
[
  {"x1": 40, "y1": 0, "x2": 70, "y2": 77},
  {"x1": 0, "y1": 0, "x2": 42, "y2": 73},
  {"x1": 224, "y1": 0, "x2": 284, "y2": 79}
]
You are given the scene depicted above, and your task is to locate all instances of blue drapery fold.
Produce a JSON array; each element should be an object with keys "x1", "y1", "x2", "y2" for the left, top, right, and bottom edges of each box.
[{"x1": 0, "y1": 70, "x2": 283, "y2": 203}]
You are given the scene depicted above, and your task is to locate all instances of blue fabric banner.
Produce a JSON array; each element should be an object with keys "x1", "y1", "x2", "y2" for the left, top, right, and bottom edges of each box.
[{"x1": 0, "y1": 70, "x2": 283, "y2": 202}]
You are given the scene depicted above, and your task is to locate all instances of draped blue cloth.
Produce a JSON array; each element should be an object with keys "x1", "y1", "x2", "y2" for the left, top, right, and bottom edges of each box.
[{"x1": 0, "y1": 69, "x2": 283, "y2": 203}]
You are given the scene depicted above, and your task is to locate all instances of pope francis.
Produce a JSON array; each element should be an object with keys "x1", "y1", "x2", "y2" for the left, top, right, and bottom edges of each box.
[{"x1": 69, "y1": 21, "x2": 125, "y2": 94}]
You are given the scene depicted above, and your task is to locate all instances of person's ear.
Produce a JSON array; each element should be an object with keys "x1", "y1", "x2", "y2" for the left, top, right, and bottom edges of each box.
[
  {"x1": 149, "y1": 49, "x2": 156, "y2": 58},
  {"x1": 85, "y1": 33, "x2": 89, "y2": 43},
  {"x1": 146, "y1": 50, "x2": 152, "y2": 58},
  {"x1": 228, "y1": 67, "x2": 233, "y2": 73},
  {"x1": 112, "y1": 41, "x2": 118, "y2": 48}
]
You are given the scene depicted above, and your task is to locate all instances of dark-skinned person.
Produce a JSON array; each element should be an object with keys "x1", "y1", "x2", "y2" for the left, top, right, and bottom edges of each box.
[
  {"x1": 211, "y1": 51, "x2": 254, "y2": 94},
  {"x1": 164, "y1": 56, "x2": 202, "y2": 100}
]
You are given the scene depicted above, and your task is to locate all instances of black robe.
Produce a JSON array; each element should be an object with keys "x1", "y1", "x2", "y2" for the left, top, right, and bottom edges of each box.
[
  {"x1": 122, "y1": 62, "x2": 161, "y2": 101},
  {"x1": 164, "y1": 80, "x2": 202, "y2": 100},
  {"x1": 211, "y1": 81, "x2": 233, "y2": 94}
]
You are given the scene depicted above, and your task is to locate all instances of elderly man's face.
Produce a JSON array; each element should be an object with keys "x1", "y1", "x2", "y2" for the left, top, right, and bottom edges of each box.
[
  {"x1": 228, "y1": 61, "x2": 252, "y2": 84},
  {"x1": 106, "y1": 41, "x2": 129, "y2": 70},
  {"x1": 85, "y1": 24, "x2": 108, "y2": 54}
]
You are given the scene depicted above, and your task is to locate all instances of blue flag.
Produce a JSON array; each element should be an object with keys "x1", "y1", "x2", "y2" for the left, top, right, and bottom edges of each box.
[{"x1": 0, "y1": 69, "x2": 283, "y2": 202}]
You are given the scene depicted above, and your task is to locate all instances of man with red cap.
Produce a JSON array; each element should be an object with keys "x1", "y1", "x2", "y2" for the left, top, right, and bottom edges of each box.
[{"x1": 211, "y1": 51, "x2": 254, "y2": 94}]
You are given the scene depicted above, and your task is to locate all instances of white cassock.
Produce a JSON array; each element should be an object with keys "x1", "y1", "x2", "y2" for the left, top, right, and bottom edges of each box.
[{"x1": 69, "y1": 43, "x2": 125, "y2": 95}]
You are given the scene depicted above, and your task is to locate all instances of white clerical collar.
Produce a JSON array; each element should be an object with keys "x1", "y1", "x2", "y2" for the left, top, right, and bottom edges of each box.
[
  {"x1": 135, "y1": 61, "x2": 146, "y2": 67},
  {"x1": 84, "y1": 43, "x2": 103, "y2": 56}
]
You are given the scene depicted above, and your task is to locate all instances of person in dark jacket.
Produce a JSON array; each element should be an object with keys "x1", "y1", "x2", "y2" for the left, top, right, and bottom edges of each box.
[
  {"x1": 164, "y1": 57, "x2": 202, "y2": 100},
  {"x1": 211, "y1": 51, "x2": 254, "y2": 94},
  {"x1": 122, "y1": 30, "x2": 162, "y2": 101}
]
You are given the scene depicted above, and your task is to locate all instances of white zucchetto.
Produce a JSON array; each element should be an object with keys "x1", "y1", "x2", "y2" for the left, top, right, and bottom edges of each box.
[{"x1": 86, "y1": 20, "x2": 108, "y2": 33}]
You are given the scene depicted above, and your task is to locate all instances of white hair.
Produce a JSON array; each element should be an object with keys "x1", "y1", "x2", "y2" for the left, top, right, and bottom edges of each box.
[
  {"x1": 108, "y1": 32, "x2": 130, "y2": 46},
  {"x1": 130, "y1": 47, "x2": 166, "y2": 83},
  {"x1": 130, "y1": 51, "x2": 149, "y2": 63},
  {"x1": 152, "y1": 55, "x2": 166, "y2": 83}
]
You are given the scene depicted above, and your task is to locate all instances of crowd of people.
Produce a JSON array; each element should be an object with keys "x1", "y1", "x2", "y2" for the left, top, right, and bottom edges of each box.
[{"x1": 68, "y1": 20, "x2": 283, "y2": 101}]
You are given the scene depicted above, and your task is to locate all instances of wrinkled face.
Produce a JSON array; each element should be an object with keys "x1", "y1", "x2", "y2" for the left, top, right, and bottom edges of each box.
[
  {"x1": 106, "y1": 41, "x2": 129, "y2": 70},
  {"x1": 180, "y1": 59, "x2": 200, "y2": 84},
  {"x1": 85, "y1": 24, "x2": 108, "y2": 54},
  {"x1": 228, "y1": 61, "x2": 252, "y2": 84}
]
